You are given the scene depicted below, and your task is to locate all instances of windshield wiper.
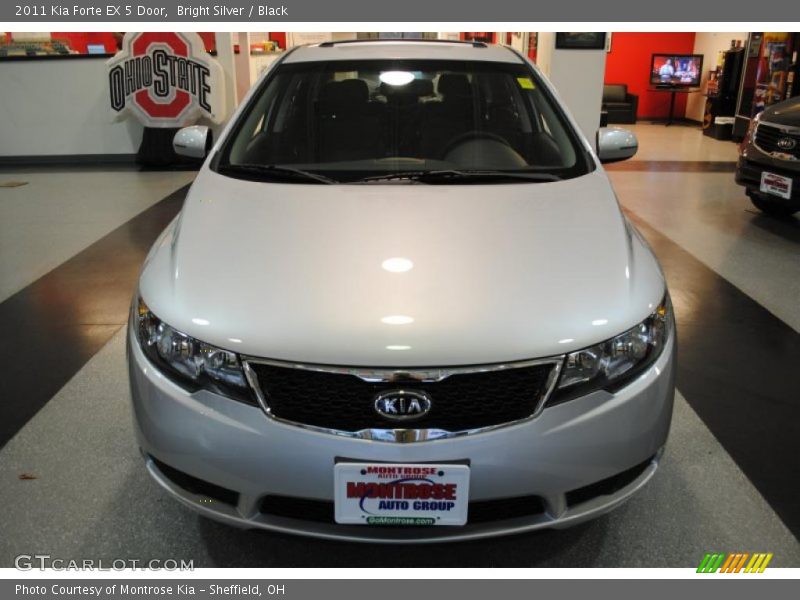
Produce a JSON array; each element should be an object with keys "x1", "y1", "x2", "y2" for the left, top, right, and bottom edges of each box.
[
  {"x1": 354, "y1": 169, "x2": 562, "y2": 184},
  {"x1": 218, "y1": 163, "x2": 338, "y2": 184}
]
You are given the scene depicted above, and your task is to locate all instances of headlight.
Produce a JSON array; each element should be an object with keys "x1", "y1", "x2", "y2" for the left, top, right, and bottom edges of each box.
[
  {"x1": 134, "y1": 297, "x2": 254, "y2": 403},
  {"x1": 550, "y1": 295, "x2": 673, "y2": 405},
  {"x1": 742, "y1": 112, "x2": 760, "y2": 148}
]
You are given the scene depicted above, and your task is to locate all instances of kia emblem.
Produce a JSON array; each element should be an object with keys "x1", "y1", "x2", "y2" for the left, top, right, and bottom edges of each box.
[
  {"x1": 777, "y1": 136, "x2": 797, "y2": 151},
  {"x1": 374, "y1": 390, "x2": 432, "y2": 421}
]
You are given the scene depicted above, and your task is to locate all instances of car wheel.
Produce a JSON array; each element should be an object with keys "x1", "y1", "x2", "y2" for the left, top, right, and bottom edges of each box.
[{"x1": 749, "y1": 194, "x2": 799, "y2": 218}]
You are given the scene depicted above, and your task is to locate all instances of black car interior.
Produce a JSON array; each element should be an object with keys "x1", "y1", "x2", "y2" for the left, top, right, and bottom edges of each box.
[{"x1": 235, "y1": 65, "x2": 573, "y2": 173}]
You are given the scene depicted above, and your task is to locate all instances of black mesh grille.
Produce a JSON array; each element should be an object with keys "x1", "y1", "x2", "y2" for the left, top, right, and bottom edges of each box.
[
  {"x1": 259, "y1": 494, "x2": 546, "y2": 525},
  {"x1": 151, "y1": 456, "x2": 240, "y2": 507},
  {"x1": 468, "y1": 495, "x2": 547, "y2": 523},
  {"x1": 755, "y1": 123, "x2": 800, "y2": 159},
  {"x1": 248, "y1": 362, "x2": 555, "y2": 432},
  {"x1": 565, "y1": 455, "x2": 654, "y2": 508}
]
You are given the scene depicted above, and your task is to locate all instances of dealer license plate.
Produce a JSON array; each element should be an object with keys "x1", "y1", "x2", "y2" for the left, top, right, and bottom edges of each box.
[
  {"x1": 334, "y1": 462, "x2": 470, "y2": 526},
  {"x1": 760, "y1": 171, "x2": 793, "y2": 199}
]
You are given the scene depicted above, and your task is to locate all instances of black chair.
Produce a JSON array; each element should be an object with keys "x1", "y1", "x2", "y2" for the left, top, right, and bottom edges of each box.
[
  {"x1": 602, "y1": 84, "x2": 638, "y2": 124},
  {"x1": 420, "y1": 73, "x2": 475, "y2": 159},
  {"x1": 316, "y1": 79, "x2": 383, "y2": 161}
]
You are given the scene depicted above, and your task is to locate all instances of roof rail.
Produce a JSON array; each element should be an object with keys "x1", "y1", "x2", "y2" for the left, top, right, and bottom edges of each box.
[{"x1": 317, "y1": 39, "x2": 488, "y2": 49}]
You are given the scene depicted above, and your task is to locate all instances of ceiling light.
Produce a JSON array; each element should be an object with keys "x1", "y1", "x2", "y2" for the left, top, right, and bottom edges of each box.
[
  {"x1": 381, "y1": 257, "x2": 414, "y2": 273},
  {"x1": 381, "y1": 315, "x2": 414, "y2": 325},
  {"x1": 379, "y1": 71, "x2": 414, "y2": 86}
]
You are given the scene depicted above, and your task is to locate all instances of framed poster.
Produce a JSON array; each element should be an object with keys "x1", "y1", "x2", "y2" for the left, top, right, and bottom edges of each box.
[{"x1": 555, "y1": 32, "x2": 606, "y2": 50}]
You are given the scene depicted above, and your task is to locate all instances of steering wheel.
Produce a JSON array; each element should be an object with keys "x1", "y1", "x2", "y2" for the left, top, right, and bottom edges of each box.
[{"x1": 442, "y1": 131, "x2": 510, "y2": 157}]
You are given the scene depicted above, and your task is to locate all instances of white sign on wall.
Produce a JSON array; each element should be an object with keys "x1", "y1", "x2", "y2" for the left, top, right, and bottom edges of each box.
[{"x1": 286, "y1": 32, "x2": 332, "y2": 47}]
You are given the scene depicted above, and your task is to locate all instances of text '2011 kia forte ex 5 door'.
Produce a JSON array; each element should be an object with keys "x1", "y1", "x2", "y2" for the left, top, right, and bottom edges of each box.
[{"x1": 128, "y1": 40, "x2": 675, "y2": 543}]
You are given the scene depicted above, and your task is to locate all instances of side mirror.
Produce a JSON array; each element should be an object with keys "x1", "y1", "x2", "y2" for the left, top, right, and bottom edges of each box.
[
  {"x1": 596, "y1": 127, "x2": 638, "y2": 164},
  {"x1": 173, "y1": 125, "x2": 212, "y2": 159}
]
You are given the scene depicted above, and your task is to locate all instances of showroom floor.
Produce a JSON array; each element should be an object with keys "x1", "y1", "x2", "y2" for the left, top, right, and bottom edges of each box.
[{"x1": 1, "y1": 123, "x2": 798, "y2": 567}]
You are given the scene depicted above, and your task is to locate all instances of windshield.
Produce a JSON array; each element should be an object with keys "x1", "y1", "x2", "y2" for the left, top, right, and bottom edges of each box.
[{"x1": 215, "y1": 58, "x2": 592, "y2": 183}]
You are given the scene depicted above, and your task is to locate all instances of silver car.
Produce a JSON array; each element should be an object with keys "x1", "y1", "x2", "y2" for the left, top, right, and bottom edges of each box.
[{"x1": 128, "y1": 40, "x2": 675, "y2": 543}]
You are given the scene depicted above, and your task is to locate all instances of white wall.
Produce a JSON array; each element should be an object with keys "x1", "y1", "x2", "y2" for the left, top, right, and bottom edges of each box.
[
  {"x1": 0, "y1": 37, "x2": 256, "y2": 160},
  {"x1": 0, "y1": 58, "x2": 143, "y2": 157},
  {"x1": 497, "y1": 32, "x2": 526, "y2": 54},
  {"x1": 686, "y1": 32, "x2": 748, "y2": 122},
  {"x1": 234, "y1": 32, "x2": 252, "y2": 103},
  {"x1": 214, "y1": 32, "x2": 238, "y2": 124},
  {"x1": 535, "y1": 32, "x2": 607, "y2": 143}
]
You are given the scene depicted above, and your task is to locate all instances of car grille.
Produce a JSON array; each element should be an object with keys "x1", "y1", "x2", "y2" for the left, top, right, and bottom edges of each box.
[
  {"x1": 755, "y1": 123, "x2": 800, "y2": 160},
  {"x1": 259, "y1": 494, "x2": 546, "y2": 525},
  {"x1": 150, "y1": 457, "x2": 240, "y2": 507},
  {"x1": 245, "y1": 360, "x2": 558, "y2": 433},
  {"x1": 565, "y1": 455, "x2": 654, "y2": 507}
]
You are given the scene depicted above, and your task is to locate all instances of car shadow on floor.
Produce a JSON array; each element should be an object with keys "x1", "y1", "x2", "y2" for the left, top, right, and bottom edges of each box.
[
  {"x1": 196, "y1": 515, "x2": 609, "y2": 567},
  {"x1": 744, "y1": 210, "x2": 800, "y2": 244}
]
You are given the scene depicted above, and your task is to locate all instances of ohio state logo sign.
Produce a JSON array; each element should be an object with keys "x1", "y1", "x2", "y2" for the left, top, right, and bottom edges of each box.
[{"x1": 107, "y1": 32, "x2": 225, "y2": 128}]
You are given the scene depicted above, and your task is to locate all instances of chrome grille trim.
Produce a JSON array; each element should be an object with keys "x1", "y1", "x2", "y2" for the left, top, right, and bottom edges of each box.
[
  {"x1": 754, "y1": 120, "x2": 800, "y2": 161},
  {"x1": 241, "y1": 356, "x2": 564, "y2": 443}
]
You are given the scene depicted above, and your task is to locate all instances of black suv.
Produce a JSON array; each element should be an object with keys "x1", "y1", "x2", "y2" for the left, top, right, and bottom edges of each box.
[{"x1": 736, "y1": 96, "x2": 800, "y2": 217}]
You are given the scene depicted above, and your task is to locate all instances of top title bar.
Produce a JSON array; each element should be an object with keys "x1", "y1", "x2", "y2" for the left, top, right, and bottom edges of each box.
[{"x1": 2, "y1": 0, "x2": 798, "y2": 23}]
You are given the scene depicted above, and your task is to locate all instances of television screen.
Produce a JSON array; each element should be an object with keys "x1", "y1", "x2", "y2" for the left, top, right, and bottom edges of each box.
[{"x1": 650, "y1": 54, "x2": 703, "y2": 87}]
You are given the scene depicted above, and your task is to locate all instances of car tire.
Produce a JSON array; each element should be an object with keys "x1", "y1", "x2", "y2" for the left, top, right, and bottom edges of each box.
[{"x1": 749, "y1": 194, "x2": 799, "y2": 218}]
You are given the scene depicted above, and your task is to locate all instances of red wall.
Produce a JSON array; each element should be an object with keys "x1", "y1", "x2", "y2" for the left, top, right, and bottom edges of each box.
[
  {"x1": 604, "y1": 32, "x2": 696, "y2": 119},
  {"x1": 270, "y1": 33, "x2": 287, "y2": 51},
  {"x1": 50, "y1": 32, "x2": 118, "y2": 53}
]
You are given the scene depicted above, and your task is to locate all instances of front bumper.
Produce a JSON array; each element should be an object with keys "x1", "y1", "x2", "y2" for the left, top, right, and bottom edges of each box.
[{"x1": 128, "y1": 321, "x2": 676, "y2": 543}]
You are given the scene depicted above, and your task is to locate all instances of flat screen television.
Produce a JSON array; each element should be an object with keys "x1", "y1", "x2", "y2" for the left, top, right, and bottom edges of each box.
[{"x1": 650, "y1": 53, "x2": 704, "y2": 87}]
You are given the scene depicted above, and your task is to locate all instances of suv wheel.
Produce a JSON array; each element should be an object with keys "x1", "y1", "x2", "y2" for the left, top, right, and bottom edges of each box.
[{"x1": 749, "y1": 193, "x2": 799, "y2": 218}]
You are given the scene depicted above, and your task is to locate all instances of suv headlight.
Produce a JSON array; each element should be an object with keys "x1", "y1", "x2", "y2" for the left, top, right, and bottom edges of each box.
[
  {"x1": 134, "y1": 297, "x2": 254, "y2": 403},
  {"x1": 742, "y1": 112, "x2": 761, "y2": 148},
  {"x1": 550, "y1": 294, "x2": 673, "y2": 405}
]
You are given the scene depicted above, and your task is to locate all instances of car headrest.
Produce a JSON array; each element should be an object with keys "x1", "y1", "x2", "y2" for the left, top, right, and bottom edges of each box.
[
  {"x1": 438, "y1": 73, "x2": 471, "y2": 98},
  {"x1": 319, "y1": 79, "x2": 369, "y2": 108}
]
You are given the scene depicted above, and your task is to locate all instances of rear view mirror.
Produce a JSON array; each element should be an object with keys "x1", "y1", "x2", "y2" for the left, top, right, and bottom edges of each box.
[
  {"x1": 597, "y1": 127, "x2": 638, "y2": 164},
  {"x1": 173, "y1": 126, "x2": 212, "y2": 159}
]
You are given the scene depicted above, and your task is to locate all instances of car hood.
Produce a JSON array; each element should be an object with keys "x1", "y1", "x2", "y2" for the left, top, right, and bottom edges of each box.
[
  {"x1": 761, "y1": 97, "x2": 800, "y2": 127},
  {"x1": 139, "y1": 168, "x2": 665, "y2": 366}
]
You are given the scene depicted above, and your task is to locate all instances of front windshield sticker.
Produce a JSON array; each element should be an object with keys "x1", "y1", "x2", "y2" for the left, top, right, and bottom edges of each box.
[{"x1": 517, "y1": 77, "x2": 535, "y2": 90}]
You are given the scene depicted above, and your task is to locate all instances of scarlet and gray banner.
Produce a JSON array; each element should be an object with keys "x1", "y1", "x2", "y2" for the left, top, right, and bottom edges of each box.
[
  {"x1": 106, "y1": 32, "x2": 225, "y2": 128},
  {"x1": 2, "y1": 0, "x2": 792, "y2": 21}
]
